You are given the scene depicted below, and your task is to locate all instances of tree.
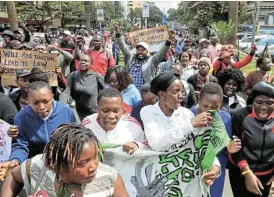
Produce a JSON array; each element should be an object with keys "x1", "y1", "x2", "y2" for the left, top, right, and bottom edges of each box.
[
  {"x1": 228, "y1": 1, "x2": 238, "y2": 45},
  {"x1": 211, "y1": 20, "x2": 235, "y2": 44},
  {"x1": 147, "y1": 4, "x2": 164, "y2": 27},
  {"x1": 60, "y1": 2, "x2": 85, "y2": 28},
  {"x1": 167, "y1": 1, "x2": 252, "y2": 37},
  {"x1": 16, "y1": 1, "x2": 61, "y2": 28},
  {"x1": 84, "y1": 2, "x2": 91, "y2": 33},
  {"x1": 6, "y1": 1, "x2": 18, "y2": 31}
]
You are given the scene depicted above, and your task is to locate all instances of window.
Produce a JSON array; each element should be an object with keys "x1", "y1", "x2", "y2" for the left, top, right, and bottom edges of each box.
[{"x1": 0, "y1": 2, "x2": 6, "y2": 12}]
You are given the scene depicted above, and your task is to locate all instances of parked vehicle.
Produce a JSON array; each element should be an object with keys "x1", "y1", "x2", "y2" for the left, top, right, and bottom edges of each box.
[
  {"x1": 237, "y1": 32, "x2": 252, "y2": 41},
  {"x1": 238, "y1": 35, "x2": 271, "y2": 50}
]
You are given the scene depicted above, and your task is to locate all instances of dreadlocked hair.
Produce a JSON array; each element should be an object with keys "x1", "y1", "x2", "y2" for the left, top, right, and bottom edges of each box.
[
  {"x1": 217, "y1": 68, "x2": 245, "y2": 92},
  {"x1": 43, "y1": 124, "x2": 102, "y2": 174},
  {"x1": 28, "y1": 67, "x2": 51, "y2": 92}
]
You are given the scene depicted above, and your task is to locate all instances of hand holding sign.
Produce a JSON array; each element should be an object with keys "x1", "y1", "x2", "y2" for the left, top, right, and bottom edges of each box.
[
  {"x1": 123, "y1": 142, "x2": 139, "y2": 155},
  {"x1": 7, "y1": 125, "x2": 18, "y2": 138},
  {"x1": 168, "y1": 29, "x2": 176, "y2": 42},
  {"x1": 203, "y1": 165, "x2": 220, "y2": 186},
  {"x1": 55, "y1": 66, "x2": 61, "y2": 76}
]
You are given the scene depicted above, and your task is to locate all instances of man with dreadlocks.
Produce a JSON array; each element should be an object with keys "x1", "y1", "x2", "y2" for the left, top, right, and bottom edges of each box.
[
  {"x1": 0, "y1": 67, "x2": 76, "y2": 181},
  {"x1": 2, "y1": 124, "x2": 129, "y2": 197}
]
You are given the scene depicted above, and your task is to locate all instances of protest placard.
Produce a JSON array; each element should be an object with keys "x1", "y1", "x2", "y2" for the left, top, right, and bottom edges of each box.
[
  {"x1": 128, "y1": 26, "x2": 168, "y2": 46},
  {"x1": 0, "y1": 119, "x2": 11, "y2": 163},
  {"x1": 1, "y1": 49, "x2": 58, "y2": 86}
]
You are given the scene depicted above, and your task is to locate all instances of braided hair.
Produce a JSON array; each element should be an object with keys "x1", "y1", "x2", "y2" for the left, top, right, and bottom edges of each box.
[
  {"x1": 43, "y1": 124, "x2": 102, "y2": 174},
  {"x1": 28, "y1": 67, "x2": 51, "y2": 92},
  {"x1": 217, "y1": 68, "x2": 245, "y2": 92}
]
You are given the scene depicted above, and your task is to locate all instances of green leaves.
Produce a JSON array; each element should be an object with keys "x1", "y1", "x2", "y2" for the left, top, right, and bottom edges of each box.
[{"x1": 211, "y1": 20, "x2": 235, "y2": 44}]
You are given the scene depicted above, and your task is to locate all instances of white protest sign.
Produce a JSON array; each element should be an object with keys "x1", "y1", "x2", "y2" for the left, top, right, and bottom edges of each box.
[{"x1": 0, "y1": 119, "x2": 11, "y2": 163}]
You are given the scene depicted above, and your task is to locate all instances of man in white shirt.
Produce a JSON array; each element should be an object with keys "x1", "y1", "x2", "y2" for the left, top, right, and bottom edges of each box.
[{"x1": 82, "y1": 88, "x2": 146, "y2": 154}]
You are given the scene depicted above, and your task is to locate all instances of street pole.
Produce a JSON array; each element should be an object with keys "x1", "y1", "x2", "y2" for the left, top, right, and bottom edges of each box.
[
  {"x1": 251, "y1": 1, "x2": 260, "y2": 45},
  {"x1": 228, "y1": 1, "x2": 238, "y2": 46},
  {"x1": 145, "y1": 17, "x2": 147, "y2": 28},
  {"x1": 84, "y1": 1, "x2": 91, "y2": 34}
]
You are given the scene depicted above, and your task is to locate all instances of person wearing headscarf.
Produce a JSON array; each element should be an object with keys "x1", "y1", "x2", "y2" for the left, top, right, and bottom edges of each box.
[
  {"x1": 140, "y1": 71, "x2": 221, "y2": 196},
  {"x1": 187, "y1": 57, "x2": 218, "y2": 100},
  {"x1": 193, "y1": 38, "x2": 210, "y2": 59},
  {"x1": 229, "y1": 81, "x2": 274, "y2": 197}
]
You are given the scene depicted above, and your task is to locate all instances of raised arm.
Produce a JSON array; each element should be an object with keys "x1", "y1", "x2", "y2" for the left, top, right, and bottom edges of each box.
[
  {"x1": 114, "y1": 23, "x2": 131, "y2": 59},
  {"x1": 150, "y1": 30, "x2": 176, "y2": 67}
]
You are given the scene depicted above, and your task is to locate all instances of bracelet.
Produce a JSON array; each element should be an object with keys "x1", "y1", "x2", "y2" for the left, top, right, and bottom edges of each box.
[
  {"x1": 242, "y1": 170, "x2": 252, "y2": 176},
  {"x1": 132, "y1": 141, "x2": 139, "y2": 148}
]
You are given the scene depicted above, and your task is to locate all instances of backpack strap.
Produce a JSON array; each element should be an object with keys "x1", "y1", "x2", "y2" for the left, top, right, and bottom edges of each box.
[{"x1": 34, "y1": 167, "x2": 47, "y2": 191}]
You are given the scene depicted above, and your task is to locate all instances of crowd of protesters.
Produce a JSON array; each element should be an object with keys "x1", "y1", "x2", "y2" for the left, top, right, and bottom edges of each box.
[{"x1": 0, "y1": 21, "x2": 273, "y2": 197}]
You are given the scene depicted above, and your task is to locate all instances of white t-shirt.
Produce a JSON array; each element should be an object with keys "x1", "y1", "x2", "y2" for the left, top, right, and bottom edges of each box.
[{"x1": 82, "y1": 113, "x2": 146, "y2": 146}]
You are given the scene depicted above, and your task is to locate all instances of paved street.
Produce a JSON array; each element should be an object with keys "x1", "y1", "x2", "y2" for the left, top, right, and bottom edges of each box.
[{"x1": 223, "y1": 170, "x2": 233, "y2": 197}]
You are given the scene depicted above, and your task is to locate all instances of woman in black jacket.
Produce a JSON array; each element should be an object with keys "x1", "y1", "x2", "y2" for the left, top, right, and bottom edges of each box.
[{"x1": 229, "y1": 81, "x2": 274, "y2": 197}]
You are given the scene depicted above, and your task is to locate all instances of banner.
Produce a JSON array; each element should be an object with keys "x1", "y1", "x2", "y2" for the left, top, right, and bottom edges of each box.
[
  {"x1": 1, "y1": 49, "x2": 58, "y2": 86},
  {"x1": 128, "y1": 26, "x2": 168, "y2": 46},
  {"x1": 103, "y1": 111, "x2": 230, "y2": 197},
  {"x1": 0, "y1": 119, "x2": 11, "y2": 163}
]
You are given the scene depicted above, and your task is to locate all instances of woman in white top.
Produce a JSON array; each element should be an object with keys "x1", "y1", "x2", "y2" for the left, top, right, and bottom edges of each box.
[
  {"x1": 140, "y1": 71, "x2": 221, "y2": 197},
  {"x1": 2, "y1": 124, "x2": 128, "y2": 197}
]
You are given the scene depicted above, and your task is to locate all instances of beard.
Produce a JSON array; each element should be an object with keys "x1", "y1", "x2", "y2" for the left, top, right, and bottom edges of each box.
[{"x1": 137, "y1": 53, "x2": 147, "y2": 60}]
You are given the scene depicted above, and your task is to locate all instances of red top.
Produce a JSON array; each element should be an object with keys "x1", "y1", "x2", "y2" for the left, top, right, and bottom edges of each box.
[
  {"x1": 213, "y1": 54, "x2": 253, "y2": 75},
  {"x1": 85, "y1": 48, "x2": 115, "y2": 76}
]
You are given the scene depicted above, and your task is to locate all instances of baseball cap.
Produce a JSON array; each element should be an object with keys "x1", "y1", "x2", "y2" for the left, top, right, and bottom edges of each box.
[
  {"x1": 63, "y1": 30, "x2": 71, "y2": 36},
  {"x1": 14, "y1": 28, "x2": 25, "y2": 37},
  {"x1": 199, "y1": 38, "x2": 209, "y2": 44},
  {"x1": 136, "y1": 42, "x2": 148, "y2": 50},
  {"x1": 2, "y1": 30, "x2": 13, "y2": 38},
  {"x1": 16, "y1": 69, "x2": 31, "y2": 77}
]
